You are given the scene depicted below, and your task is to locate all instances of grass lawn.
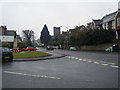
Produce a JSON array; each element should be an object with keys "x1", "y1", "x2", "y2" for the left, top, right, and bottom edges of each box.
[{"x1": 13, "y1": 51, "x2": 52, "y2": 59}]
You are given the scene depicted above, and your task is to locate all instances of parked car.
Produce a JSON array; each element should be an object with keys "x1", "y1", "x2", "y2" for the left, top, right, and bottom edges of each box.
[
  {"x1": 46, "y1": 45, "x2": 54, "y2": 50},
  {"x1": 53, "y1": 46, "x2": 59, "y2": 49},
  {"x1": 11, "y1": 48, "x2": 22, "y2": 52},
  {"x1": 105, "y1": 47, "x2": 112, "y2": 52},
  {"x1": 69, "y1": 47, "x2": 77, "y2": 50},
  {"x1": 25, "y1": 47, "x2": 38, "y2": 51},
  {"x1": 1, "y1": 47, "x2": 13, "y2": 62},
  {"x1": 105, "y1": 44, "x2": 118, "y2": 52}
]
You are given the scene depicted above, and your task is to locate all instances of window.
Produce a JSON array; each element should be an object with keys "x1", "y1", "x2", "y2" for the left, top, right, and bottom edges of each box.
[
  {"x1": 117, "y1": 18, "x2": 120, "y2": 26},
  {"x1": 112, "y1": 21, "x2": 115, "y2": 29}
]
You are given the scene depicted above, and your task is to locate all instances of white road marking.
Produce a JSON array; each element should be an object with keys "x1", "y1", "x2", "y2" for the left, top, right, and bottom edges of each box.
[
  {"x1": 79, "y1": 59, "x2": 82, "y2": 61},
  {"x1": 3, "y1": 71, "x2": 61, "y2": 79},
  {"x1": 94, "y1": 62, "x2": 99, "y2": 64},
  {"x1": 66, "y1": 56, "x2": 70, "y2": 58},
  {"x1": 110, "y1": 65, "x2": 119, "y2": 68},
  {"x1": 71, "y1": 57, "x2": 75, "y2": 59},
  {"x1": 66, "y1": 56, "x2": 118, "y2": 68},
  {"x1": 83, "y1": 59, "x2": 86, "y2": 61},
  {"x1": 75, "y1": 58, "x2": 79, "y2": 59},
  {"x1": 87, "y1": 61, "x2": 92, "y2": 63},
  {"x1": 101, "y1": 64, "x2": 108, "y2": 66},
  {"x1": 68, "y1": 56, "x2": 71, "y2": 58}
]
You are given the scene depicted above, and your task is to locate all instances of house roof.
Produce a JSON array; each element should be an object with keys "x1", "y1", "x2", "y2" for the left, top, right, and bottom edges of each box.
[
  {"x1": 7, "y1": 30, "x2": 16, "y2": 36},
  {"x1": 7, "y1": 30, "x2": 17, "y2": 38},
  {"x1": 93, "y1": 19, "x2": 102, "y2": 25},
  {"x1": 102, "y1": 11, "x2": 117, "y2": 23}
]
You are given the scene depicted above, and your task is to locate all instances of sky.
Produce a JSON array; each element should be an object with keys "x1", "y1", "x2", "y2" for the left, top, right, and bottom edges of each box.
[{"x1": 0, "y1": 0, "x2": 119, "y2": 39}]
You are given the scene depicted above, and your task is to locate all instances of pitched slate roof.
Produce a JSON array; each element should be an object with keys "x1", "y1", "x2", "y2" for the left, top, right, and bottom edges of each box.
[
  {"x1": 93, "y1": 19, "x2": 102, "y2": 25},
  {"x1": 7, "y1": 30, "x2": 17, "y2": 38},
  {"x1": 102, "y1": 11, "x2": 117, "y2": 23}
]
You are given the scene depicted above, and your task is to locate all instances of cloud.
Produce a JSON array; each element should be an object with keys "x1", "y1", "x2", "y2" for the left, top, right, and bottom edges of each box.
[
  {"x1": 1, "y1": 0, "x2": 119, "y2": 2},
  {"x1": 1, "y1": 1, "x2": 118, "y2": 39}
]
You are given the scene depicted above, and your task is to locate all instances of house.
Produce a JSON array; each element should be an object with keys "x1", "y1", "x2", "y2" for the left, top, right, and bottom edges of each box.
[
  {"x1": 79, "y1": 25, "x2": 88, "y2": 31},
  {"x1": 90, "y1": 9, "x2": 120, "y2": 40},
  {"x1": 0, "y1": 26, "x2": 15, "y2": 43},
  {"x1": 102, "y1": 11, "x2": 117, "y2": 30},
  {"x1": 0, "y1": 26, "x2": 21, "y2": 48},
  {"x1": 116, "y1": 9, "x2": 120, "y2": 39},
  {"x1": 0, "y1": 26, "x2": 7, "y2": 35},
  {"x1": 117, "y1": 1, "x2": 120, "y2": 49},
  {"x1": 7, "y1": 30, "x2": 17, "y2": 38},
  {"x1": 62, "y1": 31, "x2": 69, "y2": 38},
  {"x1": 61, "y1": 31, "x2": 70, "y2": 48},
  {"x1": 92, "y1": 19, "x2": 103, "y2": 30},
  {"x1": 69, "y1": 29, "x2": 76, "y2": 35},
  {"x1": 86, "y1": 22, "x2": 92, "y2": 30}
]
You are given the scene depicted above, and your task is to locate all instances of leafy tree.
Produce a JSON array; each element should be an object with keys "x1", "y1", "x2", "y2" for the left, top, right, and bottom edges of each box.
[
  {"x1": 69, "y1": 30, "x2": 88, "y2": 46},
  {"x1": 22, "y1": 30, "x2": 34, "y2": 46},
  {"x1": 40, "y1": 24, "x2": 51, "y2": 46}
]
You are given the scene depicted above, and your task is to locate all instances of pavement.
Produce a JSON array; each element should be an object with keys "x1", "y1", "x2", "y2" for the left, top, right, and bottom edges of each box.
[{"x1": 13, "y1": 49, "x2": 67, "y2": 62}]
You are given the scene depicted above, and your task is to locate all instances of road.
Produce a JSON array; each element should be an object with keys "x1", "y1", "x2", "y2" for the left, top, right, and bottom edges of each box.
[{"x1": 2, "y1": 48, "x2": 118, "y2": 88}]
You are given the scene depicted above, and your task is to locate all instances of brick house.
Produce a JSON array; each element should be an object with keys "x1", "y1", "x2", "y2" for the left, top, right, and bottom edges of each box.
[
  {"x1": 115, "y1": 9, "x2": 120, "y2": 39},
  {"x1": 115, "y1": 9, "x2": 120, "y2": 49}
]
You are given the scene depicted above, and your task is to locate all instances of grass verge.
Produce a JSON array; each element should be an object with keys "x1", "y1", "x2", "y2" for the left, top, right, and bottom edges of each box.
[{"x1": 13, "y1": 51, "x2": 52, "y2": 59}]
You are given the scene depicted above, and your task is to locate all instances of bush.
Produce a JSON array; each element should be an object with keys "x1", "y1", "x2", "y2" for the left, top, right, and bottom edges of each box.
[
  {"x1": 69, "y1": 30, "x2": 88, "y2": 46},
  {"x1": 2, "y1": 42, "x2": 13, "y2": 48},
  {"x1": 69, "y1": 29, "x2": 116, "y2": 46},
  {"x1": 18, "y1": 42, "x2": 28, "y2": 48},
  {"x1": 84, "y1": 29, "x2": 116, "y2": 45}
]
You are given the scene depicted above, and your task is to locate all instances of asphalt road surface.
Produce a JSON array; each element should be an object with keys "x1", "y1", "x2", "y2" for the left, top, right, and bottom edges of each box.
[{"x1": 2, "y1": 48, "x2": 118, "y2": 88}]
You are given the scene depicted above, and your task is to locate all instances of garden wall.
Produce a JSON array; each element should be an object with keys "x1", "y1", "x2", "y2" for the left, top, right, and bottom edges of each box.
[{"x1": 79, "y1": 43, "x2": 114, "y2": 51}]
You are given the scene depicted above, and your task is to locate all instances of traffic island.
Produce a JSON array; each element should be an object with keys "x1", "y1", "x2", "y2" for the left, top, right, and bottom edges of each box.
[
  {"x1": 13, "y1": 51, "x2": 66, "y2": 62},
  {"x1": 13, "y1": 51, "x2": 52, "y2": 59}
]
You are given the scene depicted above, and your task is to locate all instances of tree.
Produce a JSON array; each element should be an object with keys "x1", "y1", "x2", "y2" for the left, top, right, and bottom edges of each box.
[
  {"x1": 69, "y1": 27, "x2": 89, "y2": 46},
  {"x1": 40, "y1": 24, "x2": 51, "y2": 46},
  {"x1": 22, "y1": 30, "x2": 34, "y2": 46}
]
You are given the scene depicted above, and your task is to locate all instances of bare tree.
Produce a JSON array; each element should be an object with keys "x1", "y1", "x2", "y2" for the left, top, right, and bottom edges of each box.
[{"x1": 22, "y1": 30, "x2": 34, "y2": 46}]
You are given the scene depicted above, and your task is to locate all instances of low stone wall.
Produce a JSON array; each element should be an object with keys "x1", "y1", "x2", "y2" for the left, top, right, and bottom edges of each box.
[{"x1": 79, "y1": 43, "x2": 114, "y2": 51}]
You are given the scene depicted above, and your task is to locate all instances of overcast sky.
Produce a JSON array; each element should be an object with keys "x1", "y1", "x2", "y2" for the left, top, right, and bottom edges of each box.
[{"x1": 0, "y1": 0, "x2": 119, "y2": 39}]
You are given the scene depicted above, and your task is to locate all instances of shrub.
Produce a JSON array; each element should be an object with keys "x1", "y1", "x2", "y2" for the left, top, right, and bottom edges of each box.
[
  {"x1": 18, "y1": 42, "x2": 28, "y2": 48},
  {"x1": 84, "y1": 29, "x2": 116, "y2": 45},
  {"x1": 69, "y1": 29, "x2": 116, "y2": 46},
  {"x1": 2, "y1": 42, "x2": 13, "y2": 48}
]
